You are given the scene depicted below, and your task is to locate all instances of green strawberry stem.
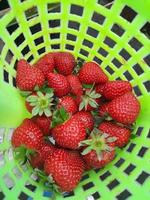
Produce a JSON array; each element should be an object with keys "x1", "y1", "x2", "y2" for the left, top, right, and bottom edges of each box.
[
  {"x1": 80, "y1": 128, "x2": 116, "y2": 161},
  {"x1": 34, "y1": 168, "x2": 60, "y2": 198},
  {"x1": 13, "y1": 146, "x2": 35, "y2": 165},
  {"x1": 79, "y1": 87, "x2": 101, "y2": 111},
  {"x1": 82, "y1": 84, "x2": 93, "y2": 89},
  {"x1": 93, "y1": 109, "x2": 135, "y2": 130},
  {"x1": 36, "y1": 83, "x2": 54, "y2": 94},
  {"x1": 19, "y1": 83, "x2": 53, "y2": 98},
  {"x1": 51, "y1": 107, "x2": 70, "y2": 128},
  {"x1": 91, "y1": 110, "x2": 99, "y2": 116},
  {"x1": 26, "y1": 90, "x2": 54, "y2": 117},
  {"x1": 19, "y1": 90, "x2": 32, "y2": 97},
  {"x1": 73, "y1": 59, "x2": 84, "y2": 74},
  {"x1": 116, "y1": 122, "x2": 135, "y2": 131}
]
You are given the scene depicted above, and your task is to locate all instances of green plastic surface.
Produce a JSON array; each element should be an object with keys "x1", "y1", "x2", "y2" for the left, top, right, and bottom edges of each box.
[{"x1": 0, "y1": 0, "x2": 150, "y2": 199}]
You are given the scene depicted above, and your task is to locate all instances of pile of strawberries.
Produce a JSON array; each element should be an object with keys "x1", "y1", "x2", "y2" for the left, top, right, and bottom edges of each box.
[{"x1": 11, "y1": 52, "x2": 141, "y2": 193}]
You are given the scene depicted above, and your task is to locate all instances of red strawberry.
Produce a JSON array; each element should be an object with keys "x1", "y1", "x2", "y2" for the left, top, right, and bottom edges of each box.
[
  {"x1": 25, "y1": 90, "x2": 54, "y2": 117},
  {"x1": 58, "y1": 96, "x2": 78, "y2": 114},
  {"x1": 30, "y1": 142, "x2": 55, "y2": 169},
  {"x1": 44, "y1": 149, "x2": 85, "y2": 192},
  {"x1": 73, "y1": 111, "x2": 94, "y2": 131},
  {"x1": 99, "y1": 103, "x2": 109, "y2": 117},
  {"x1": 95, "y1": 83, "x2": 106, "y2": 95},
  {"x1": 29, "y1": 153, "x2": 43, "y2": 169},
  {"x1": 52, "y1": 116, "x2": 86, "y2": 150},
  {"x1": 82, "y1": 149, "x2": 115, "y2": 169},
  {"x1": 108, "y1": 92, "x2": 140, "y2": 124},
  {"x1": 84, "y1": 162, "x2": 92, "y2": 171},
  {"x1": 32, "y1": 116, "x2": 52, "y2": 136},
  {"x1": 11, "y1": 119, "x2": 43, "y2": 150},
  {"x1": 47, "y1": 73, "x2": 70, "y2": 97},
  {"x1": 74, "y1": 95, "x2": 82, "y2": 107},
  {"x1": 67, "y1": 75, "x2": 83, "y2": 96},
  {"x1": 16, "y1": 59, "x2": 45, "y2": 91},
  {"x1": 34, "y1": 53, "x2": 55, "y2": 78},
  {"x1": 80, "y1": 128, "x2": 115, "y2": 169},
  {"x1": 102, "y1": 80, "x2": 132, "y2": 100},
  {"x1": 99, "y1": 121, "x2": 131, "y2": 147},
  {"x1": 26, "y1": 100, "x2": 33, "y2": 113},
  {"x1": 78, "y1": 62, "x2": 108, "y2": 84},
  {"x1": 54, "y1": 52, "x2": 75, "y2": 75}
]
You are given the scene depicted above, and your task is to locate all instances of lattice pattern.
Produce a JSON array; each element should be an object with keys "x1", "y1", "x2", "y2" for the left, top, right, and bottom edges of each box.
[{"x1": 0, "y1": 0, "x2": 150, "y2": 199}]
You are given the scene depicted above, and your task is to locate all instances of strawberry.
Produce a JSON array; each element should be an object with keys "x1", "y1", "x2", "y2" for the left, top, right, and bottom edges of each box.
[
  {"x1": 99, "y1": 121, "x2": 131, "y2": 147},
  {"x1": 67, "y1": 75, "x2": 83, "y2": 96},
  {"x1": 29, "y1": 153, "x2": 43, "y2": 169},
  {"x1": 25, "y1": 100, "x2": 33, "y2": 113},
  {"x1": 34, "y1": 53, "x2": 55, "y2": 78},
  {"x1": 25, "y1": 90, "x2": 54, "y2": 117},
  {"x1": 74, "y1": 95, "x2": 82, "y2": 107},
  {"x1": 16, "y1": 59, "x2": 45, "y2": 91},
  {"x1": 80, "y1": 128, "x2": 116, "y2": 169},
  {"x1": 99, "y1": 103, "x2": 109, "y2": 117},
  {"x1": 32, "y1": 116, "x2": 52, "y2": 136},
  {"x1": 54, "y1": 52, "x2": 75, "y2": 75},
  {"x1": 52, "y1": 115, "x2": 86, "y2": 150},
  {"x1": 58, "y1": 96, "x2": 78, "y2": 115},
  {"x1": 30, "y1": 142, "x2": 55, "y2": 169},
  {"x1": 84, "y1": 162, "x2": 92, "y2": 171},
  {"x1": 44, "y1": 148, "x2": 85, "y2": 192},
  {"x1": 102, "y1": 80, "x2": 132, "y2": 100},
  {"x1": 108, "y1": 92, "x2": 140, "y2": 124},
  {"x1": 73, "y1": 111, "x2": 94, "y2": 131},
  {"x1": 79, "y1": 88, "x2": 101, "y2": 111},
  {"x1": 78, "y1": 62, "x2": 108, "y2": 84},
  {"x1": 82, "y1": 149, "x2": 115, "y2": 169},
  {"x1": 95, "y1": 83, "x2": 106, "y2": 95},
  {"x1": 11, "y1": 119, "x2": 43, "y2": 150},
  {"x1": 47, "y1": 73, "x2": 70, "y2": 97}
]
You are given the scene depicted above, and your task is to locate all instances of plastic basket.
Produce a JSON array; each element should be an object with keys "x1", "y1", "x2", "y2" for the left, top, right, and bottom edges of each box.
[{"x1": 0, "y1": 0, "x2": 150, "y2": 199}]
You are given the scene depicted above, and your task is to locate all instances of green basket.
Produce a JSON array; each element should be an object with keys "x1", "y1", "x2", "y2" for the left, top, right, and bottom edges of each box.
[{"x1": 0, "y1": 0, "x2": 150, "y2": 199}]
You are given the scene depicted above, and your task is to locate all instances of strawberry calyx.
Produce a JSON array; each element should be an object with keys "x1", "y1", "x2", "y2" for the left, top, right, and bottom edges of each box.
[
  {"x1": 102, "y1": 113, "x2": 112, "y2": 121},
  {"x1": 97, "y1": 114, "x2": 112, "y2": 126},
  {"x1": 116, "y1": 122, "x2": 135, "y2": 131},
  {"x1": 19, "y1": 90, "x2": 32, "y2": 97},
  {"x1": 35, "y1": 83, "x2": 55, "y2": 95},
  {"x1": 91, "y1": 110, "x2": 110, "y2": 127},
  {"x1": 80, "y1": 128, "x2": 116, "y2": 161},
  {"x1": 34, "y1": 168, "x2": 60, "y2": 195},
  {"x1": 13, "y1": 146, "x2": 35, "y2": 165},
  {"x1": 26, "y1": 90, "x2": 54, "y2": 117},
  {"x1": 19, "y1": 83, "x2": 53, "y2": 97},
  {"x1": 82, "y1": 84, "x2": 93, "y2": 89},
  {"x1": 79, "y1": 86, "x2": 101, "y2": 111},
  {"x1": 47, "y1": 174, "x2": 60, "y2": 193},
  {"x1": 51, "y1": 107, "x2": 70, "y2": 128},
  {"x1": 73, "y1": 59, "x2": 84, "y2": 74}
]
